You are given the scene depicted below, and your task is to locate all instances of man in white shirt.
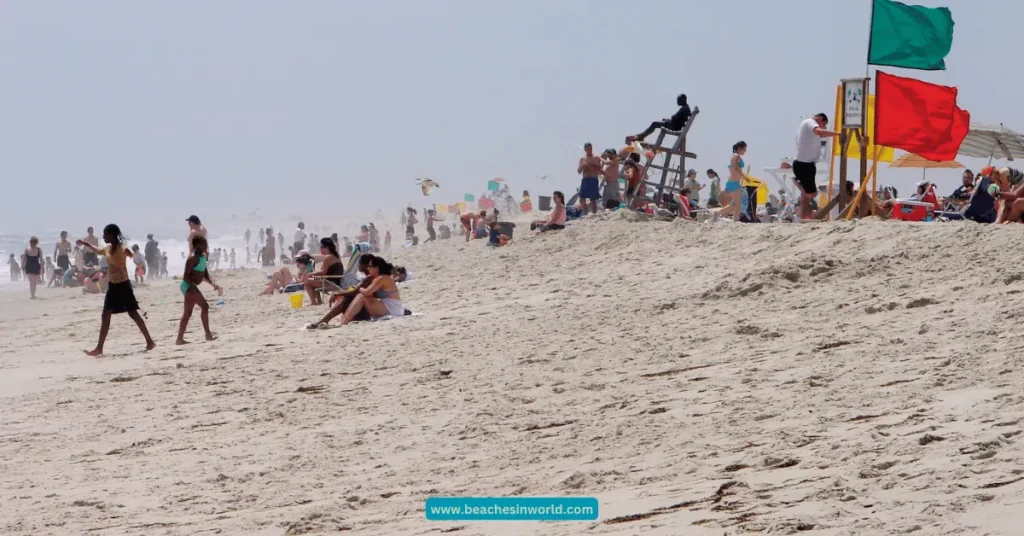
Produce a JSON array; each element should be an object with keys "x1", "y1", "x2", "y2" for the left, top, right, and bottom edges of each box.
[
  {"x1": 293, "y1": 222, "x2": 307, "y2": 259},
  {"x1": 793, "y1": 113, "x2": 839, "y2": 220}
]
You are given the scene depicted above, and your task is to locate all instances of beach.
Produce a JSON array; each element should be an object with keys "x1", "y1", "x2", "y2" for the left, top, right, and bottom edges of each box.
[{"x1": 2, "y1": 216, "x2": 1024, "y2": 535}]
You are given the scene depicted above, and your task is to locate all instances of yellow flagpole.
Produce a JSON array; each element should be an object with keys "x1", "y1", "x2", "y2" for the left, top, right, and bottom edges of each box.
[
  {"x1": 845, "y1": 146, "x2": 882, "y2": 221},
  {"x1": 871, "y1": 145, "x2": 879, "y2": 215}
]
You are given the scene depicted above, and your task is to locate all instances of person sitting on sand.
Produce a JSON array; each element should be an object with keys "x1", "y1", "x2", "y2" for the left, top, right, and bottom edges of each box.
[
  {"x1": 395, "y1": 265, "x2": 413, "y2": 283},
  {"x1": 487, "y1": 221, "x2": 510, "y2": 247},
  {"x1": 339, "y1": 256, "x2": 404, "y2": 325},
  {"x1": 944, "y1": 169, "x2": 974, "y2": 209},
  {"x1": 993, "y1": 167, "x2": 1024, "y2": 223},
  {"x1": 176, "y1": 236, "x2": 222, "y2": 345},
  {"x1": 81, "y1": 269, "x2": 107, "y2": 295},
  {"x1": 531, "y1": 191, "x2": 567, "y2": 232},
  {"x1": 306, "y1": 254, "x2": 375, "y2": 328},
  {"x1": 677, "y1": 187, "x2": 694, "y2": 221},
  {"x1": 259, "y1": 254, "x2": 313, "y2": 296},
  {"x1": 303, "y1": 237, "x2": 345, "y2": 305}
]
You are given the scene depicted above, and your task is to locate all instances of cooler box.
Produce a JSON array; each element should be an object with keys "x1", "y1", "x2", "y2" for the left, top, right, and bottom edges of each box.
[
  {"x1": 892, "y1": 200, "x2": 934, "y2": 222},
  {"x1": 497, "y1": 222, "x2": 516, "y2": 239}
]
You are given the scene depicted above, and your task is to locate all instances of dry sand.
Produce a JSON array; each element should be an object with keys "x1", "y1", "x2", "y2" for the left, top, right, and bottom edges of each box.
[{"x1": 2, "y1": 215, "x2": 1024, "y2": 535}]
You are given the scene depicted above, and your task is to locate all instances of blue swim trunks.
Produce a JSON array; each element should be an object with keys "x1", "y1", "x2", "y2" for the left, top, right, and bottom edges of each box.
[
  {"x1": 579, "y1": 177, "x2": 601, "y2": 200},
  {"x1": 725, "y1": 180, "x2": 742, "y2": 193}
]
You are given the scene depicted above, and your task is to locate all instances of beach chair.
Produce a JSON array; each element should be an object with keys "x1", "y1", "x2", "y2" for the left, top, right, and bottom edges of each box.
[
  {"x1": 960, "y1": 177, "x2": 997, "y2": 224},
  {"x1": 308, "y1": 244, "x2": 367, "y2": 301},
  {"x1": 636, "y1": 108, "x2": 700, "y2": 202}
]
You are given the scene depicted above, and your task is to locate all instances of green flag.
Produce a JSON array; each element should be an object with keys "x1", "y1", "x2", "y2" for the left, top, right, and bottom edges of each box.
[{"x1": 867, "y1": 0, "x2": 954, "y2": 71}]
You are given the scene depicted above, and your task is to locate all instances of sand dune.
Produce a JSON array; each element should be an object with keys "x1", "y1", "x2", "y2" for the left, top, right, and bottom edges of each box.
[{"x1": 2, "y1": 217, "x2": 1024, "y2": 535}]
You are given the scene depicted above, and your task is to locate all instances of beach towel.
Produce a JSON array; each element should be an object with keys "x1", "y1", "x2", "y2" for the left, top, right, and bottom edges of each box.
[{"x1": 300, "y1": 311, "x2": 424, "y2": 331}]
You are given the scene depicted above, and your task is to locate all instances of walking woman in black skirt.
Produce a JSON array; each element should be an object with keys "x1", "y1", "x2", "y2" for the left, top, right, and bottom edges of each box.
[{"x1": 77, "y1": 224, "x2": 155, "y2": 356}]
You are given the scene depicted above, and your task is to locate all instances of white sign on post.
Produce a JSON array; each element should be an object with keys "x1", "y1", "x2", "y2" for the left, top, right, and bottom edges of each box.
[{"x1": 842, "y1": 78, "x2": 867, "y2": 130}]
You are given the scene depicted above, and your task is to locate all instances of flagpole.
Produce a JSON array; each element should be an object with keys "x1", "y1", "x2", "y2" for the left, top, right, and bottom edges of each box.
[{"x1": 866, "y1": 0, "x2": 875, "y2": 78}]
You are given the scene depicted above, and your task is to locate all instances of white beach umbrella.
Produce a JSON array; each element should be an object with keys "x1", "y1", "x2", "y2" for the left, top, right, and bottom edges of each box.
[{"x1": 957, "y1": 123, "x2": 1024, "y2": 163}]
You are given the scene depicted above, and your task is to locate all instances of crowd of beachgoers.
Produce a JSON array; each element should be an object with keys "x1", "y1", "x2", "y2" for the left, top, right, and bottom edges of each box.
[{"x1": 10, "y1": 92, "x2": 1024, "y2": 358}]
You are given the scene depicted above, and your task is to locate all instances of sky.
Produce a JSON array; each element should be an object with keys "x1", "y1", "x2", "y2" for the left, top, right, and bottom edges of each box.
[{"x1": 2, "y1": 0, "x2": 1022, "y2": 235}]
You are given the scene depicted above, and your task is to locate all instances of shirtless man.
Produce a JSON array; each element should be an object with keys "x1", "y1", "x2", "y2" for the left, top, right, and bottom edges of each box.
[
  {"x1": 54, "y1": 231, "x2": 72, "y2": 275},
  {"x1": 83, "y1": 227, "x2": 100, "y2": 266},
  {"x1": 600, "y1": 149, "x2": 621, "y2": 210},
  {"x1": 577, "y1": 143, "x2": 603, "y2": 215},
  {"x1": 265, "y1": 228, "x2": 277, "y2": 265},
  {"x1": 460, "y1": 210, "x2": 485, "y2": 242},
  {"x1": 186, "y1": 215, "x2": 207, "y2": 244}
]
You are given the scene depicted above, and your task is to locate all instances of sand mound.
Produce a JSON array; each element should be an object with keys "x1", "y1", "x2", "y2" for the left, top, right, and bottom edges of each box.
[{"x1": 2, "y1": 219, "x2": 1024, "y2": 535}]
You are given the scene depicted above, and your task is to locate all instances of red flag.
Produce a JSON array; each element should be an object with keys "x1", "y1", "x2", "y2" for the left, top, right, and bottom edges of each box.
[{"x1": 874, "y1": 71, "x2": 970, "y2": 162}]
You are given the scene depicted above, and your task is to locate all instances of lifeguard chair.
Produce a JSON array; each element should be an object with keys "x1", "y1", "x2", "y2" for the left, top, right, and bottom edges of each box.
[{"x1": 637, "y1": 108, "x2": 700, "y2": 205}]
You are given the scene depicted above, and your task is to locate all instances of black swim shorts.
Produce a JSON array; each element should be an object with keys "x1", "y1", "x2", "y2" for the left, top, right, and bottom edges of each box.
[{"x1": 793, "y1": 160, "x2": 817, "y2": 195}]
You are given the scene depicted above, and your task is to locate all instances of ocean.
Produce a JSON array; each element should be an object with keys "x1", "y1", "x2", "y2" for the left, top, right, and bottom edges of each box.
[{"x1": 0, "y1": 215, "x2": 381, "y2": 289}]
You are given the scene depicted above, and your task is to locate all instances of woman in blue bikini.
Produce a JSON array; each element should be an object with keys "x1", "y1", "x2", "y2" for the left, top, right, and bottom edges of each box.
[
  {"x1": 719, "y1": 141, "x2": 747, "y2": 220},
  {"x1": 176, "y1": 236, "x2": 222, "y2": 345}
]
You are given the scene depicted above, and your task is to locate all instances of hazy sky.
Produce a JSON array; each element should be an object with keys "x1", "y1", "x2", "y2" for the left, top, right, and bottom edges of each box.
[{"x1": 2, "y1": 0, "x2": 1021, "y2": 234}]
